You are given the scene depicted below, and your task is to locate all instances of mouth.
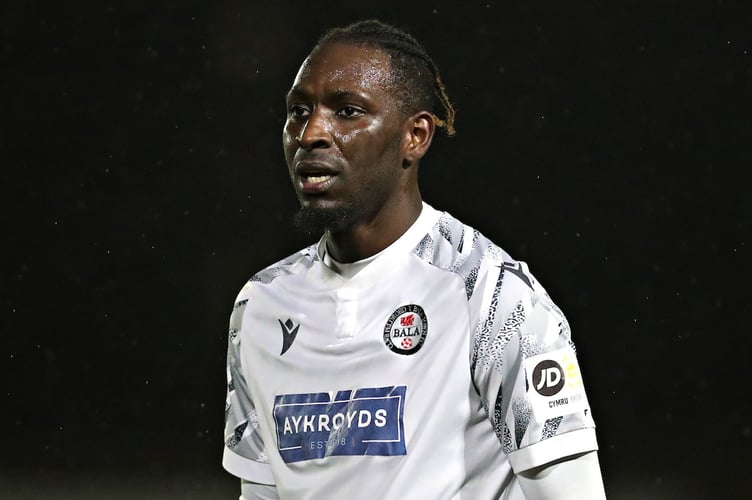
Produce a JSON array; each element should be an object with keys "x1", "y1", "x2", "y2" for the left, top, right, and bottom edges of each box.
[
  {"x1": 295, "y1": 161, "x2": 339, "y2": 195},
  {"x1": 300, "y1": 173, "x2": 336, "y2": 194}
]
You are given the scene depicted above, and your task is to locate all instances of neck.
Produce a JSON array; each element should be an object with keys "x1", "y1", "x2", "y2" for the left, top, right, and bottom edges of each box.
[{"x1": 325, "y1": 193, "x2": 423, "y2": 263}]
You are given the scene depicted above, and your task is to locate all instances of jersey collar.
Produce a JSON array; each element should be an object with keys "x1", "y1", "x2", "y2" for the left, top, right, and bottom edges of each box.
[{"x1": 314, "y1": 202, "x2": 441, "y2": 290}]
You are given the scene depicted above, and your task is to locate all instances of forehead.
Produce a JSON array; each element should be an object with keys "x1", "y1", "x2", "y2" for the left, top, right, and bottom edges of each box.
[{"x1": 289, "y1": 42, "x2": 394, "y2": 97}]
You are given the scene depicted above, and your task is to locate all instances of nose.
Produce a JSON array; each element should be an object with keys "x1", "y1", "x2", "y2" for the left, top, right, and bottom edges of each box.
[{"x1": 297, "y1": 110, "x2": 331, "y2": 150}]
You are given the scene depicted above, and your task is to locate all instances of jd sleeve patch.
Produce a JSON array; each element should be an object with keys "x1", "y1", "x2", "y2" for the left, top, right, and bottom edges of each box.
[{"x1": 524, "y1": 349, "x2": 589, "y2": 421}]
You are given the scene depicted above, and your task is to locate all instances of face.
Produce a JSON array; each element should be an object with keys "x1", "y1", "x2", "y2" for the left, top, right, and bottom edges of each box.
[{"x1": 283, "y1": 42, "x2": 409, "y2": 234}]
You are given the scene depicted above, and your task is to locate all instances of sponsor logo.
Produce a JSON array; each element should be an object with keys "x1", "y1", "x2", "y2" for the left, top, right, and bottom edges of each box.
[
  {"x1": 278, "y1": 318, "x2": 300, "y2": 355},
  {"x1": 524, "y1": 348, "x2": 589, "y2": 421},
  {"x1": 532, "y1": 359, "x2": 565, "y2": 396},
  {"x1": 383, "y1": 304, "x2": 427, "y2": 355},
  {"x1": 273, "y1": 386, "x2": 407, "y2": 463}
]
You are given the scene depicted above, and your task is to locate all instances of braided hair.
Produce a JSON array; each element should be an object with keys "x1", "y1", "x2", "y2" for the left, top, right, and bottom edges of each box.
[{"x1": 315, "y1": 20, "x2": 456, "y2": 137}]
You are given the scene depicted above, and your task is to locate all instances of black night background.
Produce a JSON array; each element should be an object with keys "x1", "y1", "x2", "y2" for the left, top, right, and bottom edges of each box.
[{"x1": 2, "y1": 1, "x2": 750, "y2": 498}]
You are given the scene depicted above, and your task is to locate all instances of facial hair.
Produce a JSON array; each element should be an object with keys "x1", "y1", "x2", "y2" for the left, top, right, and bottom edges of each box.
[{"x1": 292, "y1": 202, "x2": 359, "y2": 238}]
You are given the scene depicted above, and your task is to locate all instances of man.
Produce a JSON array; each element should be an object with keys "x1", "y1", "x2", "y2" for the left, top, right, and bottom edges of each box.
[{"x1": 223, "y1": 20, "x2": 606, "y2": 499}]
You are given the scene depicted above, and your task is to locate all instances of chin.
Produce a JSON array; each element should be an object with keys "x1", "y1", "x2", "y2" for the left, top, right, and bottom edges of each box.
[{"x1": 292, "y1": 202, "x2": 357, "y2": 237}]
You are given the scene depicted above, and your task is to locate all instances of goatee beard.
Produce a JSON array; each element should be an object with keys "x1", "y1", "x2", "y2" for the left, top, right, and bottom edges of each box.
[{"x1": 292, "y1": 203, "x2": 357, "y2": 238}]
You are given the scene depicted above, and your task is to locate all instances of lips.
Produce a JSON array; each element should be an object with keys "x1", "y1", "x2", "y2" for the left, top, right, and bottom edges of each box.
[
  {"x1": 300, "y1": 174, "x2": 336, "y2": 193},
  {"x1": 295, "y1": 161, "x2": 339, "y2": 195}
]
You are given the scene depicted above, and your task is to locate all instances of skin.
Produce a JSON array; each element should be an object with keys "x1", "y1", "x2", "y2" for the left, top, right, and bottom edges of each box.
[{"x1": 283, "y1": 42, "x2": 435, "y2": 263}]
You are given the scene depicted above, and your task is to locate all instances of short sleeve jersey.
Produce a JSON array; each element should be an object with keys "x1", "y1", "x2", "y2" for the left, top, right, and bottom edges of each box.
[{"x1": 222, "y1": 203, "x2": 598, "y2": 499}]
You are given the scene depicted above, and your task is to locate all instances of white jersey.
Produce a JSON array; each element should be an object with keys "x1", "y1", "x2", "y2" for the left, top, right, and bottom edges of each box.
[{"x1": 222, "y1": 203, "x2": 598, "y2": 499}]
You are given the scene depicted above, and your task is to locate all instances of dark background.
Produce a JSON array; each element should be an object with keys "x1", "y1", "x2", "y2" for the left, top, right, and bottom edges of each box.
[{"x1": 2, "y1": 1, "x2": 749, "y2": 498}]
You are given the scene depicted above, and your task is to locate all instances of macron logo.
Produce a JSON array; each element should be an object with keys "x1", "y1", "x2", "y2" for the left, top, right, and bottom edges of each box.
[{"x1": 278, "y1": 318, "x2": 300, "y2": 355}]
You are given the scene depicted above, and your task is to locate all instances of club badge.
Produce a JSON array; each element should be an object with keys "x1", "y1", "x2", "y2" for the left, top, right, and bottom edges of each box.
[{"x1": 383, "y1": 304, "x2": 427, "y2": 355}]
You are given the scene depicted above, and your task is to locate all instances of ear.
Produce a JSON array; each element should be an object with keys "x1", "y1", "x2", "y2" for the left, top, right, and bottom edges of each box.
[{"x1": 402, "y1": 111, "x2": 435, "y2": 168}]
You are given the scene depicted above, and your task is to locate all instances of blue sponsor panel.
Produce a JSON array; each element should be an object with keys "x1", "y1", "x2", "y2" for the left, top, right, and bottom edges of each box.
[{"x1": 273, "y1": 385, "x2": 407, "y2": 463}]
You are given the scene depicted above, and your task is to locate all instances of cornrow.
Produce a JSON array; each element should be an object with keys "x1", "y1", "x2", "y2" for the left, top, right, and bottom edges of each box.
[{"x1": 316, "y1": 20, "x2": 456, "y2": 137}]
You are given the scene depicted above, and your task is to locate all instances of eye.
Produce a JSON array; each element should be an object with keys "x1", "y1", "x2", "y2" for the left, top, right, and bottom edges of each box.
[
  {"x1": 337, "y1": 106, "x2": 364, "y2": 118},
  {"x1": 288, "y1": 104, "x2": 310, "y2": 118}
]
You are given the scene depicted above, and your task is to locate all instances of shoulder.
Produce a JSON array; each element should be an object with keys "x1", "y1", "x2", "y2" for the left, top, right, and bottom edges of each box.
[
  {"x1": 234, "y1": 243, "x2": 319, "y2": 303},
  {"x1": 412, "y1": 210, "x2": 506, "y2": 298},
  {"x1": 414, "y1": 209, "x2": 549, "y2": 305}
]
